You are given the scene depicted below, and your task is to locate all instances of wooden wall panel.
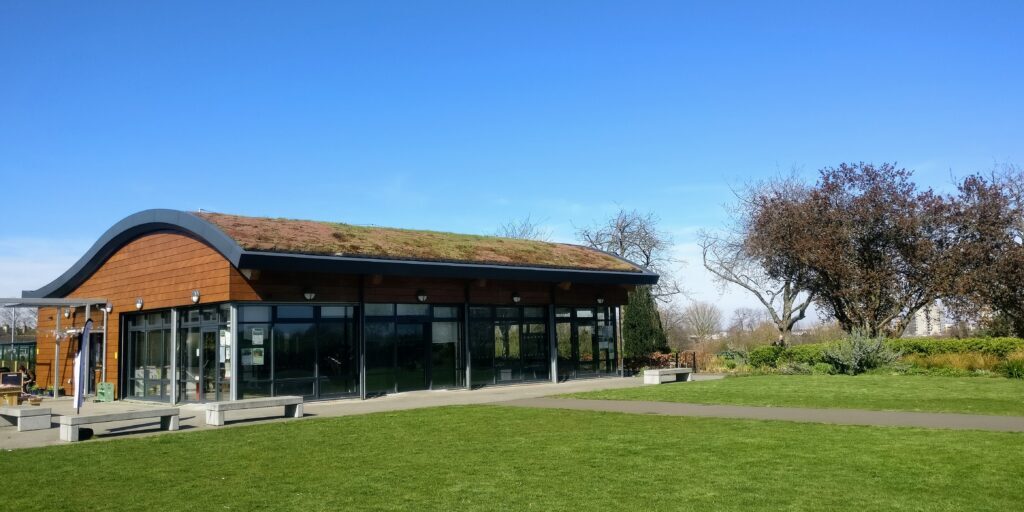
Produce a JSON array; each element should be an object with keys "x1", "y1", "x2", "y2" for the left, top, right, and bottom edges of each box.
[
  {"x1": 363, "y1": 276, "x2": 465, "y2": 304},
  {"x1": 231, "y1": 270, "x2": 361, "y2": 303},
  {"x1": 35, "y1": 232, "x2": 234, "y2": 397}
]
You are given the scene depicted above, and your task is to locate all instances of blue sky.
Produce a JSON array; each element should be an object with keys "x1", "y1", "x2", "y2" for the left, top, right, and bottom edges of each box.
[{"x1": 1, "y1": 1, "x2": 1022, "y2": 320}]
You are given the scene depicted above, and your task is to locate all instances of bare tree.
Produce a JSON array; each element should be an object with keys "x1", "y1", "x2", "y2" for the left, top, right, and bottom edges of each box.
[
  {"x1": 681, "y1": 301, "x2": 722, "y2": 344},
  {"x1": 496, "y1": 215, "x2": 552, "y2": 241},
  {"x1": 0, "y1": 307, "x2": 37, "y2": 336},
  {"x1": 728, "y1": 307, "x2": 770, "y2": 333},
  {"x1": 659, "y1": 303, "x2": 690, "y2": 351},
  {"x1": 700, "y1": 174, "x2": 814, "y2": 345},
  {"x1": 577, "y1": 208, "x2": 682, "y2": 300}
]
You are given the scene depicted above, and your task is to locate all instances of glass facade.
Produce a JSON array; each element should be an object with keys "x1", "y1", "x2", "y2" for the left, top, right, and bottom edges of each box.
[
  {"x1": 555, "y1": 307, "x2": 618, "y2": 380},
  {"x1": 120, "y1": 300, "x2": 616, "y2": 402},
  {"x1": 469, "y1": 306, "x2": 549, "y2": 387},
  {"x1": 237, "y1": 304, "x2": 358, "y2": 400},
  {"x1": 124, "y1": 311, "x2": 172, "y2": 401},
  {"x1": 365, "y1": 304, "x2": 464, "y2": 395}
]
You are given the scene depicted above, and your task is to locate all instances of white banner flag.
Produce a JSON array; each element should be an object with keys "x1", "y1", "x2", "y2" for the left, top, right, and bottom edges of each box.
[{"x1": 72, "y1": 319, "x2": 92, "y2": 412}]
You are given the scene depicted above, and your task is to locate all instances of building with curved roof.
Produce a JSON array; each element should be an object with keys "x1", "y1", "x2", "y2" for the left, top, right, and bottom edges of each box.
[{"x1": 24, "y1": 210, "x2": 656, "y2": 403}]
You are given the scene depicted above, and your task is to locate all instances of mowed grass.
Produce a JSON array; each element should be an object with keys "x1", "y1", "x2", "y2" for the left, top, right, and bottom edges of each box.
[
  {"x1": 563, "y1": 375, "x2": 1024, "y2": 416},
  {"x1": 4, "y1": 405, "x2": 1024, "y2": 511}
]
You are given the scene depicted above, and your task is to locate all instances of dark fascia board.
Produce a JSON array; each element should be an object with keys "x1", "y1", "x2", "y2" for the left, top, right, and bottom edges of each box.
[
  {"x1": 22, "y1": 209, "x2": 244, "y2": 299},
  {"x1": 23, "y1": 209, "x2": 659, "y2": 298},
  {"x1": 237, "y1": 251, "x2": 660, "y2": 286}
]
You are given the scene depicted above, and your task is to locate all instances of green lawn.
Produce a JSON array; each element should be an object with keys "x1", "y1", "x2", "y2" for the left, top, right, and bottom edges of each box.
[
  {"x1": 4, "y1": 405, "x2": 1024, "y2": 511},
  {"x1": 563, "y1": 375, "x2": 1024, "y2": 416}
]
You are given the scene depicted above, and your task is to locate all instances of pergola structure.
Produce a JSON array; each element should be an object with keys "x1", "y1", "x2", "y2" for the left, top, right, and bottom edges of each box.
[{"x1": 0, "y1": 298, "x2": 109, "y2": 398}]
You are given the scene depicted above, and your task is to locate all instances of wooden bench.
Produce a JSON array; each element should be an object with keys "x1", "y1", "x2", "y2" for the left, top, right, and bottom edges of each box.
[
  {"x1": 59, "y1": 408, "x2": 180, "y2": 442},
  {"x1": 0, "y1": 406, "x2": 52, "y2": 432},
  {"x1": 643, "y1": 368, "x2": 693, "y2": 385},
  {"x1": 204, "y1": 396, "x2": 303, "y2": 426}
]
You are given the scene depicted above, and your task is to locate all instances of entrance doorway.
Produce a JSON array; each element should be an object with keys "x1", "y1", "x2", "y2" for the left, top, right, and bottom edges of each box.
[
  {"x1": 177, "y1": 305, "x2": 231, "y2": 403},
  {"x1": 179, "y1": 327, "x2": 229, "y2": 402}
]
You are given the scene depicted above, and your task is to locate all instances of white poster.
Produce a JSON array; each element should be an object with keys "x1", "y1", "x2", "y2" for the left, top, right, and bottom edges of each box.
[
  {"x1": 252, "y1": 327, "x2": 264, "y2": 345},
  {"x1": 251, "y1": 347, "x2": 265, "y2": 365}
]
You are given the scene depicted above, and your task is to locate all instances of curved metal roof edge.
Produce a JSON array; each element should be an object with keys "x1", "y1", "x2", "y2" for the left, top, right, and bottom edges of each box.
[
  {"x1": 22, "y1": 209, "x2": 244, "y2": 298},
  {"x1": 22, "y1": 209, "x2": 659, "y2": 299}
]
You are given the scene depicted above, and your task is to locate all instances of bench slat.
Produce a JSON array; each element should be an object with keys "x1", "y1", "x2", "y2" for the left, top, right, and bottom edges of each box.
[
  {"x1": 60, "y1": 408, "x2": 179, "y2": 426},
  {"x1": 0, "y1": 406, "x2": 51, "y2": 418},
  {"x1": 206, "y1": 396, "x2": 303, "y2": 412}
]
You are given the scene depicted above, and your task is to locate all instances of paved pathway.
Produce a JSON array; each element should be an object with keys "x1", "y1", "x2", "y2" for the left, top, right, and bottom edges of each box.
[
  {"x1": 1, "y1": 377, "x2": 646, "y2": 450},
  {"x1": 499, "y1": 397, "x2": 1024, "y2": 432}
]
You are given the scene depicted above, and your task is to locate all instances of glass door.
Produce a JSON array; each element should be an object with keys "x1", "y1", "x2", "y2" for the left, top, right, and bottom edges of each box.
[
  {"x1": 576, "y1": 324, "x2": 596, "y2": 375},
  {"x1": 429, "y1": 319, "x2": 460, "y2": 389},
  {"x1": 177, "y1": 327, "x2": 224, "y2": 402},
  {"x1": 364, "y1": 320, "x2": 396, "y2": 395},
  {"x1": 179, "y1": 327, "x2": 202, "y2": 402},
  {"x1": 396, "y1": 323, "x2": 427, "y2": 392},
  {"x1": 201, "y1": 329, "x2": 219, "y2": 401}
]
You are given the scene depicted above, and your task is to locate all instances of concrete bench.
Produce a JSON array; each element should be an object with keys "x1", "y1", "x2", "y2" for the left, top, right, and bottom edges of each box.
[
  {"x1": 204, "y1": 396, "x2": 303, "y2": 426},
  {"x1": 59, "y1": 408, "x2": 180, "y2": 442},
  {"x1": 643, "y1": 368, "x2": 693, "y2": 385},
  {"x1": 0, "y1": 406, "x2": 52, "y2": 432}
]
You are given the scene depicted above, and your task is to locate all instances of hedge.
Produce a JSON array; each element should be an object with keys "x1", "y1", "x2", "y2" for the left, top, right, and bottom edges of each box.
[
  {"x1": 885, "y1": 337, "x2": 1024, "y2": 358},
  {"x1": 748, "y1": 337, "x2": 1024, "y2": 368}
]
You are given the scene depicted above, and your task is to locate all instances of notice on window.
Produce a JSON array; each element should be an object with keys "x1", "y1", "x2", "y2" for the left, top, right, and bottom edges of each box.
[
  {"x1": 242, "y1": 348, "x2": 265, "y2": 366},
  {"x1": 252, "y1": 328, "x2": 264, "y2": 345},
  {"x1": 251, "y1": 347, "x2": 265, "y2": 365}
]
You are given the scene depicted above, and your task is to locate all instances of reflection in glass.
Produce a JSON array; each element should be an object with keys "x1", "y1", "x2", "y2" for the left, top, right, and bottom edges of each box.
[
  {"x1": 273, "y1": 323, "x2": 316, "y2": 398},
  {"x1": 126, "y1": 313, "x2": 171, "y2": 402},
  {"x1": 431, "y1": 321, "x2": 461, "y2": 389},
  {"x1": 365, "y1": 321, "x2": 396, "y2": 394},
  {"x1": 318, "y1": 322, "x2": 358, "y2": 396},
  {"x1": 470, "y1": 306, "x2": 549, "y2": 386}
]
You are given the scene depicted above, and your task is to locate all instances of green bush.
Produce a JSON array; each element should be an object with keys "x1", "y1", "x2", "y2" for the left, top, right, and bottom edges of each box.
[
  {"x1": 786, "y1": 344, "x2": 826, "y2": 365},
  {"x1": 747, "y1": 337, "x2": 1024, "y2": 369},
  {"x1": 749, "y1": 345, "x2": 785, "y2": 368},
  {"x1": 822, "y1": 333, "x2": 899, "y2": 375},
  {"x1": 812, "y1": 362, "x2": 836, "y2": 375},
  {"x1": 886, "y1": 337, "x2": 1024, "y2": 357}
]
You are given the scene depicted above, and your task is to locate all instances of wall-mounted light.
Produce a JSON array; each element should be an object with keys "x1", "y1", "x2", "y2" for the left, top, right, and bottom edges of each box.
[
  {"x1": 512, "y1": 292, "x2": 522, "y2": 304},
  {"x1": 191, "y1": 290, "x2": 201, "y2": 304},
  {"x1": 597, "y1": 297, "x2": 605, "y2": 305},
  {"x1": 416, "y1": 290, "x2": 428, "y2": 303},
  {"x1": 303, "y1": 291, "x2": 316, "y2": 301},
  {"x1": 135, "y1": 297, "x2": 144, "y2": 310},
  {"x1": 63, "y1": 307, "x2": 71, "y2": 319},
  {"x1": 104, "y1": 303, "x2": 113, "y2": 314}
]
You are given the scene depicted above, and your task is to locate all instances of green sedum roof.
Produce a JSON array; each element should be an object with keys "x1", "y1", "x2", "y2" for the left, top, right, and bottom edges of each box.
[{"x1": 196, "y1": 212, "x2": 641, "y2": 273}]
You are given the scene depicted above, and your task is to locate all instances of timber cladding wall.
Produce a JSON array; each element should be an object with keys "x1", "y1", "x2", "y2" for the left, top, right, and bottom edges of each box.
[{"x1": 35, "y1": 232, "x2": 235, "y2": 396}]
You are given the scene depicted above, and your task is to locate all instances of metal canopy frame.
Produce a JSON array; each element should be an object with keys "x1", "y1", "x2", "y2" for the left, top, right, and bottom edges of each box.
[{"x1": 1, "y1": 297, "x2": 109, "y2": 399}]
